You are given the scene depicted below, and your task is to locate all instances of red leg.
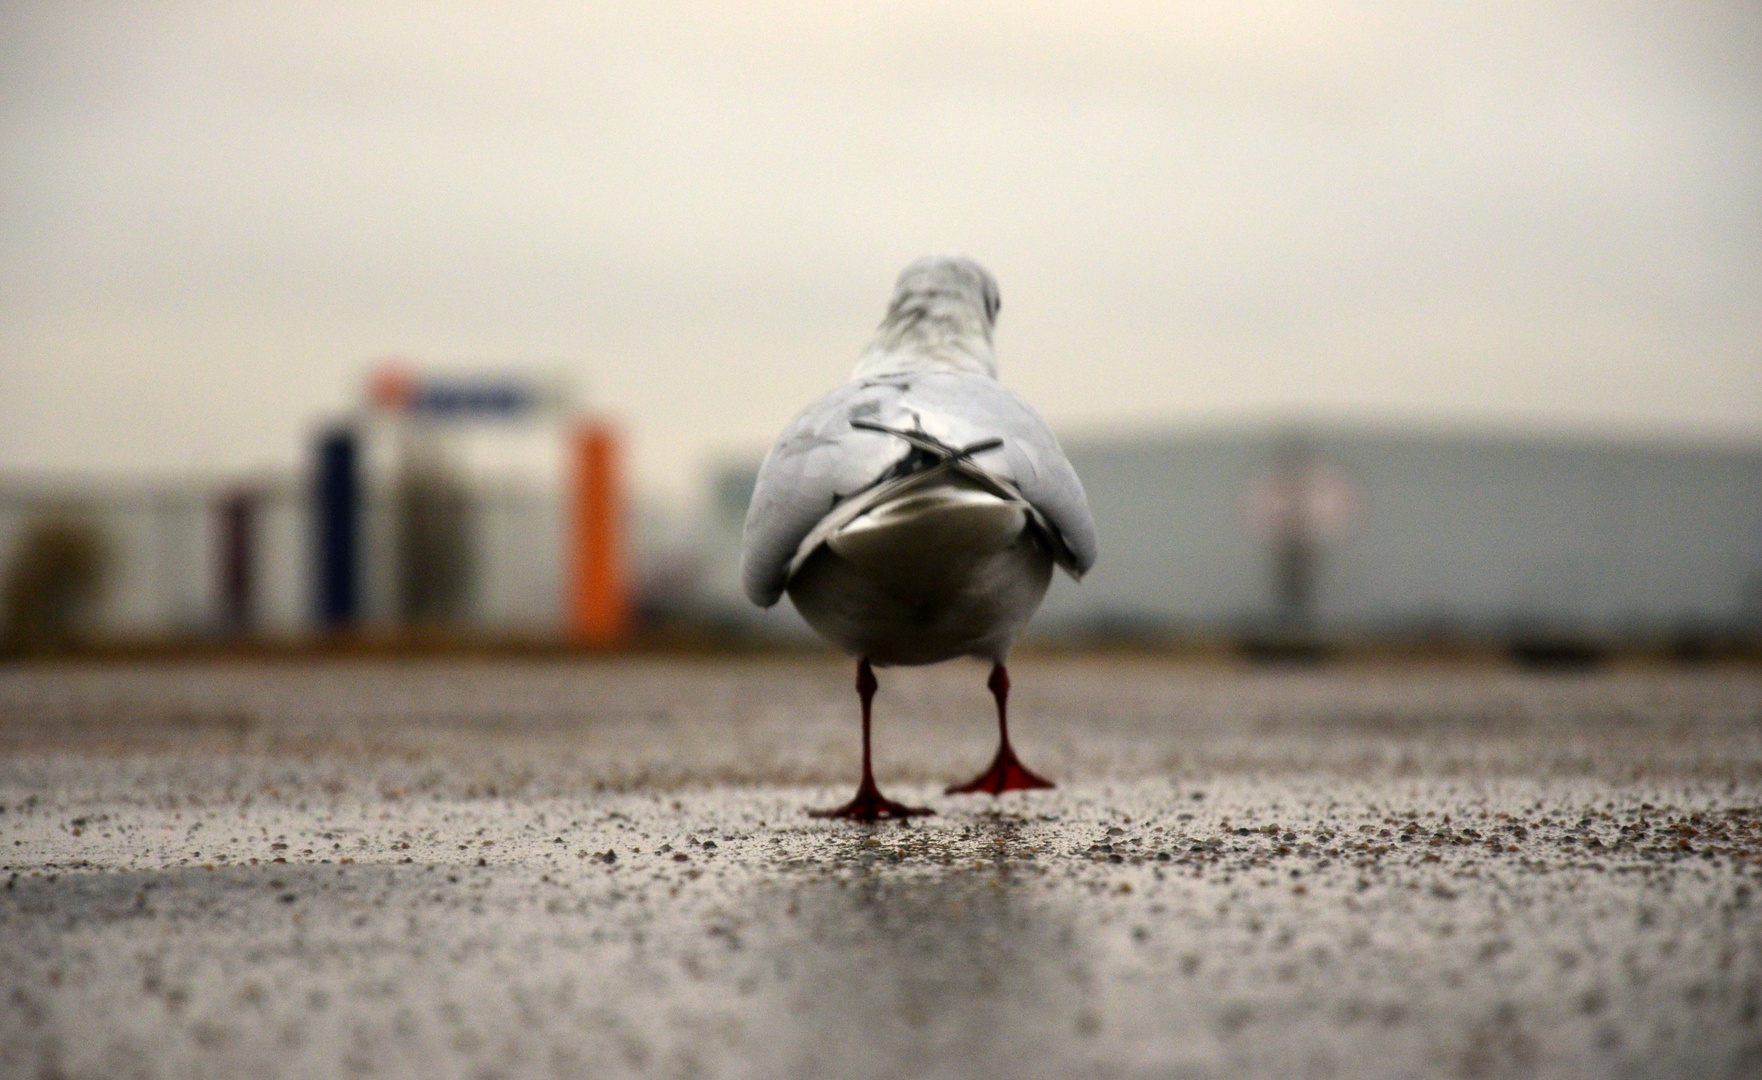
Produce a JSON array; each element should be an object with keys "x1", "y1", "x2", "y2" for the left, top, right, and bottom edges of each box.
[
  {"x1": 810, "y1": 658, "x2": 933, "y2": 821},
  {"x1": 945, "y1": 663, "x2": 1055, "y2": 795}
]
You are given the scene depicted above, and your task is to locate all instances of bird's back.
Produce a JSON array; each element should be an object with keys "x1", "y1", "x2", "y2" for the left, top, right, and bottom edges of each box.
[{"x1": 740, "y1": 369, "x2": 1096, "y2": 609}]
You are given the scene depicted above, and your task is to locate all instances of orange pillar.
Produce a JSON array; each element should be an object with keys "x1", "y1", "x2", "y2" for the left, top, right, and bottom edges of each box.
[{"x1": 568, "y1": 421, "x2": 629, "y2": 645}]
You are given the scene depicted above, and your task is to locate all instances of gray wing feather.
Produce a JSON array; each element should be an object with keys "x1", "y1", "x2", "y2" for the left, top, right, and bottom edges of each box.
[{"x1": 740, "y1": 371, "x2": 1097, "y2": 607}]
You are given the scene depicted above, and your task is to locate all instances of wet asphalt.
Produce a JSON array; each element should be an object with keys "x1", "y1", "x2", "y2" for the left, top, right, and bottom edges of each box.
[{"x1": 2, "y1": 657, "x2": 1760, "y2": 1079}]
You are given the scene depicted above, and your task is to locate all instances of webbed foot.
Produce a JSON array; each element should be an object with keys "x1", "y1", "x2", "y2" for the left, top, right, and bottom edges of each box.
[{"x1": 945, "y1": 743, "x2": 1055, "y2": 795}]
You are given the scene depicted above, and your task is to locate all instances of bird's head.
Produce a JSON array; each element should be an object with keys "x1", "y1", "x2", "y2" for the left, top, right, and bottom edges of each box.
[{"x1": 855, "y1": 255, "x2": 1001, "y2": 379}]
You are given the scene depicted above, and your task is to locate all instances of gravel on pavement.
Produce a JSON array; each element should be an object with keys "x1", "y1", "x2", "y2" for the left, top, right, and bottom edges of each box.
[{"x1": 2, "y1": 657, "x2": 1760, "y2": 1079}]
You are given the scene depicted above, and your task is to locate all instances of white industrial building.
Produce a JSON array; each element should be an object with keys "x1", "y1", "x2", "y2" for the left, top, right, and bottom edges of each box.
[
  {"x1": 703, "y1": 424, "x2": 1762, "y2": 648},
  {"x1": 7, "y1": 418, "x2": 1760, "y2": 650}
]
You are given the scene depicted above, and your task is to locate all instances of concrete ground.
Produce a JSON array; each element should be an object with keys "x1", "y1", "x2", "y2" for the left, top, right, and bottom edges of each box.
[{"x1": 2, "y1": 656, "x2": 1760, "y2": 1079}]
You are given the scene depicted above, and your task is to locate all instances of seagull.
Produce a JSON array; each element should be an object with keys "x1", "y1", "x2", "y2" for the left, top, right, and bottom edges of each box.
[{"x1": 740, "y1": 256, "x2": 1098, "y2": 820}]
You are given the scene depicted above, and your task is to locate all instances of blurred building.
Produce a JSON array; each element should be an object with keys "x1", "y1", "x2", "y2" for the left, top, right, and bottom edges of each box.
[
  {"x1": 8, "y1": 413, "x2": 1760, "y2": 652},
  {"x1": 702, "y1": 424, "x2": 1762, "y2": 649},
  {"x1": 0, "y1": 363, "x2": 632, "y2": 648}
]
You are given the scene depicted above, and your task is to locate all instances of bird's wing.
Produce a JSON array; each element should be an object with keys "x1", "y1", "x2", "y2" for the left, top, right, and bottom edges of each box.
[{"x1": 740, "y1": 370, "x2": 1097, "y2": 607}]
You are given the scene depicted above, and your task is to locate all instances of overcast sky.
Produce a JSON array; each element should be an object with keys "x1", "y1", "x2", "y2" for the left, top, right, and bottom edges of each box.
[{"x1": 2, "y1": 2, "x2": 1758, "y2": 508}]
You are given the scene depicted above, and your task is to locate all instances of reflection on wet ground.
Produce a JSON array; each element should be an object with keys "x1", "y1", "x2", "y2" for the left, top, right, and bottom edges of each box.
[
  {"x1": 3, "y1": 659, "x2": 1761, "y2": 1078},
  {"x1": 757, "y1": 820, "x2": 1094, "y2": 1080}
]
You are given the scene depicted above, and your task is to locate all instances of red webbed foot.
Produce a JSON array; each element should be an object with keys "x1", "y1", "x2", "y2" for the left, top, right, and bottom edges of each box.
[
  {"x1": 809, "y1": 783, "x2": 934, "y2": 822},
  {"x1": 945, "y1": 743, "x2": 1055, "y2": 795}
]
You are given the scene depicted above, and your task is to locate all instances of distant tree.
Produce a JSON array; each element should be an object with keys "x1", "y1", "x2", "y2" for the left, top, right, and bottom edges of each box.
[
  {"x1": 397, "y1": 464, "x2": 473, "y2": 627},
  {"x1": 2, "y1": 517, "x2": 109, "y2": 650}
]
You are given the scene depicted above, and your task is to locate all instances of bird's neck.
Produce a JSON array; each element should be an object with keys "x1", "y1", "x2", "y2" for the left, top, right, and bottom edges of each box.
[{"x1": 853, "y1": 292, "x2": 997, "y2": 379}]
